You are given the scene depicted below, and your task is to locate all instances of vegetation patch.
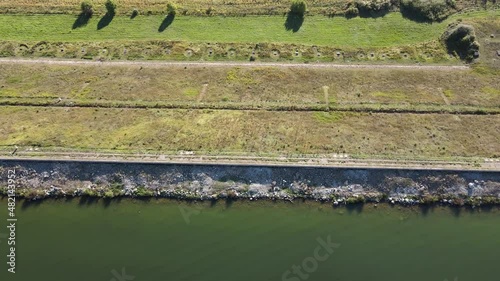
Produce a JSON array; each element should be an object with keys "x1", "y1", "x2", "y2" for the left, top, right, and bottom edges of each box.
[
  {"x1": 313, "y1": 112, "x2": 346, "y2": 123},
  {"x1": 441, "y1": 22, "x2": 480, "y2": 61},
  {"x1": 482, "y1": 87, "x2": 500, "y2": 95},
  {"x1": 400, "y1": 0, "x2": 456, "y2": 22},
  {"x1": 355, "y1": 0, "x2": 392, "y2": 17}
]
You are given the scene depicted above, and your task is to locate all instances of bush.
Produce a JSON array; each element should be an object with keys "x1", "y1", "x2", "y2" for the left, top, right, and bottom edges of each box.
[
  {"x1": 345, "y1": 6, "x2": 360, "y2": 17},
  {"x1": 356, "y1": 0, "x2": 392, "y2": 13},
  {"x1": 105, "y1": 0, "x2": 117, "y2": 15},
  {"x1": 290, "y1": 0, "x2": 307, "y2": 16},
  {"x1": 131, "y1": 9, "x2": 139, "y2": 18},
  {"x1": 441, "y1": 23, "x2": 480, "y2": 61},
  {"x1": 80, "y1": 1, "x2": 93, "y2": 17},
  {"x1": 400, "y1": 0, "x2": 455, "y2": 22},
  {"x1": 346, "y1": 196, "x2": 366, "y2": 204},
  {"x1": 135, "y1": 186, "x2": 154, "y2": 197},
  {"x1": 104, "y1": 190, "x2": 115, "y2": 198},
  {"x1": 167, "y1": 3, "x2": 177, "y2": 15}
]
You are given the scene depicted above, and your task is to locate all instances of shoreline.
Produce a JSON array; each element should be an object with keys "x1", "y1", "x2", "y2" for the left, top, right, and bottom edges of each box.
[{"x1": 1, "y1": 159, "x2": 499, "y2": 207}]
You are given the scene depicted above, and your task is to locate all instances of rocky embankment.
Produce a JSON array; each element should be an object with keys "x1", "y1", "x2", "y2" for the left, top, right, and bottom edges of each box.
[{"x1": 1, "y1": 160, "x2": 499, "y2": 206}]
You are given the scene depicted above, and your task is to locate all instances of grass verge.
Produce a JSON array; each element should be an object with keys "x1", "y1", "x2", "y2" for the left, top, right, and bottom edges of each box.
[
  {"x1": 0, "y1": 106, "x2": 498, "y2": 158},
  {"x1": 1, "y1": 63, "x2": 498, "y2": 108}
]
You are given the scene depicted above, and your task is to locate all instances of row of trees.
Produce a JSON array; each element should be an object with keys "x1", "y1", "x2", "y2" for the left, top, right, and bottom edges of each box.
[
  {"x1": 79, "y1": 1, "x2": 177, "y2": 19},
  {"x1": 79, "y1": 0, "x2": 456, "y2": 22}
]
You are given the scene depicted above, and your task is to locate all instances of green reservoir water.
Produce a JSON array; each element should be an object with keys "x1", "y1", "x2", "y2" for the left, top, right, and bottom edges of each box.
[{"x1": 0, "y1": 198, "x2": 499, "y2": 281}]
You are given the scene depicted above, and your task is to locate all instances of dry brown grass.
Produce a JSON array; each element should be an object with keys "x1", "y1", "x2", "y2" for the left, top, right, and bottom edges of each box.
[
  {"x1": 0, "y1": 106, "x2": 498, "y2": 159},
  {"x1": 0, "y1": 0, "x2": 487, "y2": 16},
  {"x1": 0, "y1": 63, "x2": 498, "y2": 159},
  {"x1": 1, "y1": 63, "x2": 498, "y2": 108}
]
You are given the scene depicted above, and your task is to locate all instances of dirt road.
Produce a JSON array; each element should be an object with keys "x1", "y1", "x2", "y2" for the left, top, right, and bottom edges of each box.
[{"x1": 0, "y1": 58, "x2": 470, "y2": 70}]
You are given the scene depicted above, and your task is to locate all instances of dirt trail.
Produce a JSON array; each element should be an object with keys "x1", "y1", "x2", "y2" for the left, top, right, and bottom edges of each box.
[
  {"x1": 0, "y1": 58, "x2": 470, "y2": 70},
  {"x1": 197, "y1": 83, "x2": 209, "y2": 103}
]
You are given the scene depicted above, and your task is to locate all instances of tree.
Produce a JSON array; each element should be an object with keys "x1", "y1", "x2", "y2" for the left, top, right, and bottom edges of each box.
[
  {"x1": 105, "y1": 0, "x2": 117, "y2": 15},
  {"x1": 80, "y1": 1, "x2": 93, "y2": 17},
  {"x1": 290, "y1": 0, "x2": 307, "y2": 16},
  {"x1": 167, "y1": 3, "x2": 177, "y2": 16}
]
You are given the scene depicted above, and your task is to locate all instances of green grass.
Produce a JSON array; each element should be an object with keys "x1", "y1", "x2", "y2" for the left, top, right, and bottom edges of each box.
[
  {"x1": 482, "y1": 86, "x2": 500, "y2": 95},
  {"x1": 0, "y1": 13, "x2": 453, "y2": 47},
  {"x1": 1, "y1": 10, "x2": 497, "y2": 47}
]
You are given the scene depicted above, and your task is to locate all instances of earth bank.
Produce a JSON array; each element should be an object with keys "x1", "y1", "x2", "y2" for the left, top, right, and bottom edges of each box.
[{"x1": 1, "y1": 159, "x2": 499, "y2": 206}]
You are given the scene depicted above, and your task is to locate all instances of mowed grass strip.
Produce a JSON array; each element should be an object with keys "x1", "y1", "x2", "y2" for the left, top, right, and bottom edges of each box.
[
  {"x1": 0, "y1": 107, "x2": 498, "y2": 158},
  {"x1": 0, "y1": 13, "x2": 451, "y2": 47},
  {"x1": 1, "y1": 63, "x2": 499, "y2": 108}
]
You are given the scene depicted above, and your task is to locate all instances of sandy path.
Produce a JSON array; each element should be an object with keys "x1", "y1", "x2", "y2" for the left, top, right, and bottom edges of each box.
[{"x1": 0, "y1": 58, "x2": 470, "y2": 70}]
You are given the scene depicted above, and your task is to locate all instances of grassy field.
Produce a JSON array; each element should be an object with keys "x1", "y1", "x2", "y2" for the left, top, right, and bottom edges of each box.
[
  {"x1": 0, "y1": 63, "x2": 498, "y2": 159},
  {"x1": 0, "y1": 11, "x2": 497, "y2": 63},
  {"x1": 0, "y1": 13, "x2": 452, "y2": 47},
  {"x1": 0, "y1": 63, "x2": 498, "y2": 108},
  {"x1": 0, "y1": 106, "x2": 498, "y2": 159}
]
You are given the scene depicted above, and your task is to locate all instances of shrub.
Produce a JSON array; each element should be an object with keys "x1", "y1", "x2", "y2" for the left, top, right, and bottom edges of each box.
[
  {"x1": 80, "y1": 1, "x2": 93, "y2": 17},
  {"x1": 167, "y1": 3, "x2": 177, "y2": 16},
  {"x1": 345, "y1": 6, "x2": 360, "y2": 17},
  {"x1": 346, "y1": 196, "x2": 366, "y2": 204},
  {"x1": 131, "y1": 9, "x2": 139, "y2": 18},
  {"x1": 400, "y1": 0, "x2": 455, "y2": 22},
  {"x1": 441, "y1": 23, "x2": 480, "y2": 61},
  {"x1": 135, "y1": 186, "x2": 154, "y2": 197},
  {"x1": 105, "y1": 0, "x2": 117, "y2": 15},
  {"x1": 290, "y1": 0, "x2": 307, "y2": 16},
  {"x1": 104, "y1": 190, "x2": 115, "y2": 198},
  {"x1": 356, "y1": 0, "x2": 391, "y2": 13},
  {"x1": 206, "y1": 6, "x2": 214, "y2": 15}
]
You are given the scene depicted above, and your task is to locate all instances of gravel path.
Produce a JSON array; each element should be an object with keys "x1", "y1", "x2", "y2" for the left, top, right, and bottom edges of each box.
[{"x1": 0, "y1": 58, "x2": 470, "y2": 70}]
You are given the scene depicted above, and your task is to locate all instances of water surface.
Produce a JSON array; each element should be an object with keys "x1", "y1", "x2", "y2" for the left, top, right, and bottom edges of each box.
[{"x1": 0, "y1": 198, "x2": 498, "y2": 281}]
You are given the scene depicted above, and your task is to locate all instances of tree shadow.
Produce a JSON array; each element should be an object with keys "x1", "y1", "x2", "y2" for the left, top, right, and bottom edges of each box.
[
  {"x1": 284, "y1": 13, "x2": 304, "y2": 33},
  {"x1": 400, "y1": 7, "x2": 433, "y2": 23},
  {"x1": 225, "y1": 198, "x2": 235, "y2": 208},
  {"x1": 345, "y1": 203, "x2": 364, "y2": 214},
  {"x1": 158, "y1": 14, "x2": 175, "y2": 32},
  {"x1": 100, "y1": 197, "x2": 123, "y2": 208},
  {"x1": 21, "y1": 199, "x2": 44, "y2": 210},
  {"x1": 72, "y1": 13, "x2": 91, "y2": 29},
  {"x1": 78, "y1": 196, "x2": 100, "y2": 206},
  {"x1": 358, "y1": 9, "x2": 389, "y2": 18},
  {"x1": 97, "y1": 13, "x2": 115, "y2": 30},
  {"x1": 417, "y1": 204, "x2": 435, "y2": 217}
]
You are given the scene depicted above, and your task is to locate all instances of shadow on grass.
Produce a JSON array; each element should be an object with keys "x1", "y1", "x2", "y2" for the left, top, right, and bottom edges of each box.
[
  {"x1": 400, "y1": 7, "x2": 434, "y2": 23},
  {"x1": 72, "y1": 13, "x2": 92, "y2": 29},
  {"x1": 97, "y1": 13, "x2": 115, "y2": 30},
  {"x1": 284, "y1": 13, "x2": 304, "y2": 33},
  {"x1": 158, "y1": 14, "x2": 175, "y2": 32},
  {"x1": 358, "y1": 9, "x2": 389, "y2": 18}
]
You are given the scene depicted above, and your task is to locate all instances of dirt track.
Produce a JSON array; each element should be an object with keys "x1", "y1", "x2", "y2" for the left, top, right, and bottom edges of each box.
[{"x1": 0, "y1": 58, "x2": 470, "y2": 70}]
